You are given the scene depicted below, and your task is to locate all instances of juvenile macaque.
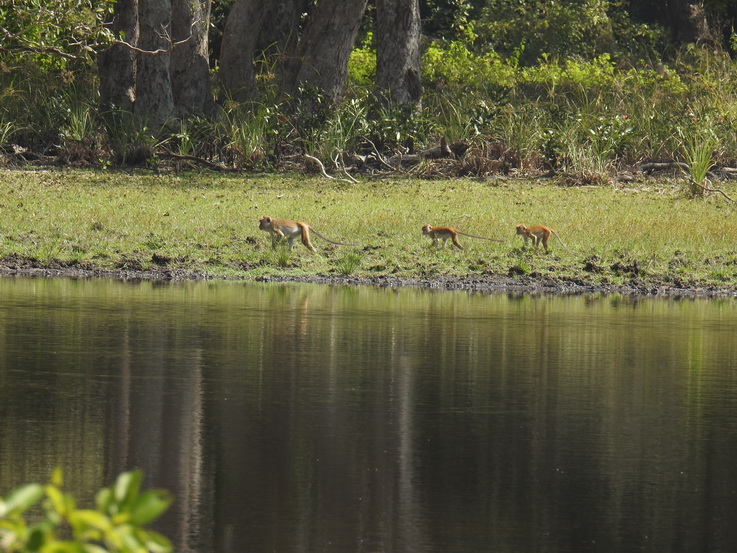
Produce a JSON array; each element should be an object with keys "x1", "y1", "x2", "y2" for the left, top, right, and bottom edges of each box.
[
  {"x1": 259, "y1": 216, "x2": 353, "y2": 252},
  {"x1": 515, "y1": 224, "x2": 571, "y2": 253},
  {"x1": 422, "y1": 224, "x2": 502, "y2": 250}
]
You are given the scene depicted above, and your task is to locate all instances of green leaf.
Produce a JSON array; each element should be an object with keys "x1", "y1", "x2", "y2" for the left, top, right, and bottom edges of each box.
[
  {"x1": 50, "y1": 467, "x2": 64, "y2": 488},
  {"x1": 27, "y1": 525, "x2": 48, "y2": 551},
  {"x1": 81, "y1": 545, "x2": 109, "y2": 553},
  {"x1": 143, "y1": 530, "x2": 173, "y2": 553},
  {"x1": 128, "y1": 490, "x2": 172, "y2": 526},
  {"x1": 0, "y1": 519, "x2": 26, "y2": 551},
  {"x1": 94, "y1": 487, "x2": 112, "y2": 514},
  {"x1": 113, "y1": 470, "x2": 142, "y2": 509},
  {"x1": 0, "y1": 483, "x2": 44, "y2": 517},
  {"x1": 39, "y1": 540, "x2": 85, "y2": 553},
  {"x1": 68, "y1": 509, "x2": 111, "y2": 533},
  {"x1": 115, "y1": 525, "x2": 144, "y2": 550},
  {"x1": 45, "y1": 485, "x2": 73, "y2": 516}
]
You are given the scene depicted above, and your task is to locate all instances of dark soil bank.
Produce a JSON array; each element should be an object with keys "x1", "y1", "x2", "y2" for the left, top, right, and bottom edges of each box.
[{"x1": 1, "y1": 255, "x2": 735, "y2": 299}]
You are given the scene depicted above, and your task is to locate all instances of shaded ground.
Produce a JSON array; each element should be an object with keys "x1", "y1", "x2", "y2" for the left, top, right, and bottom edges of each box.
[{"x1": 1, "y1": 254, "x2": 735, "y2": 299}]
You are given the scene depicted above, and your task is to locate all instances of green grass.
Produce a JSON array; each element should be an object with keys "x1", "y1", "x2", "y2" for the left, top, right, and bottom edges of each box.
[{"x1": 1, "y1": 168, "x2": 736, "y2": 289}]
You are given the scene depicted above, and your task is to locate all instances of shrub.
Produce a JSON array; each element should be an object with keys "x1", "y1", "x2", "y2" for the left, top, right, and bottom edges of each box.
[{"x1": 0, "y1": 468, "x2": 173, "y2": 553}]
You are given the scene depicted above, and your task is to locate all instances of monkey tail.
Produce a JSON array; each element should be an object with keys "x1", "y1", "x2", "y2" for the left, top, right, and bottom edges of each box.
[
  {"x1": 307, "y1": 226, "x2": 359, "y2": 247},
  {"x1": 550, "y1": 229, "x2": 573, "y2": 253},
  {"x1": 457, "y1": 231, "x2": 504, "y2": 242}
]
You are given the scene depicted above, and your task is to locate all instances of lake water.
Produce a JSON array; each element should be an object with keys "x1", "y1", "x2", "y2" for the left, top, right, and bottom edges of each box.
[{"x1": 1, "y1": 277, "x2": 737, "y2": 553}]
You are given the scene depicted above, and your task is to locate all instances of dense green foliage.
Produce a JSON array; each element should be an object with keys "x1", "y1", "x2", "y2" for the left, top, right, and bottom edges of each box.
[
  {"x1": 0, "y1": 468, "x2": 172, "y2": 553},
  {"x1": 1, "y1": 0, "x2": 737, "y2": 184}
]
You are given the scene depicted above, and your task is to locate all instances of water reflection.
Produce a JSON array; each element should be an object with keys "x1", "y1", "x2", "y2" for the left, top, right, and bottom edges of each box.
[{"x1": 1, "y1": 277, "x2": 737, "y2": 552}]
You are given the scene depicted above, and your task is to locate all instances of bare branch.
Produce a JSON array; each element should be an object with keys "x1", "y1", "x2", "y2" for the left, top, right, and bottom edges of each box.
[
  {"x1": 689, "y1": 178, "x2": 736, "y2": 202},
  {"x1": 360, "y1": 136, "x2": 402, "y2": 173},
  {"x1": 304, "y1": 154, "x2": 355, "y2": 183},
  {"x1": 333, "y1": 151, "x2": 359, "y2": 183},
  {"x1": 112, "y1": 19, "x2": 198, "y2": 56},
  {"x1": 157, "y1": 152, "x2": 234, "y2": 171},
  {"x1": 304, "y1": 154, "x2": 336, "y2": 179}
]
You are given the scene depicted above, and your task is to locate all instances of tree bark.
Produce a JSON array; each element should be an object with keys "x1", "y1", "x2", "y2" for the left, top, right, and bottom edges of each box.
[
  {"x1": 171, "y1": 0, "x2": 212, "y2": 115},
  {"x1": 664, "y1": 0, "x2": 698, "y2": 43},
  {"x1": 283, "y1": 0, "x2": 368, "y2": 102},
  {"x1": 135, "y1": 0, "x2": 174, "y2": 129},
  {"x1": 375, "y1": 0, "x2": 422, "y2": 105},
  {"x1": 98, "y1": 0, "x2": 139, "y2": 112},
  {"x1": 219, "y1": 0, "x2": 304, "y2": 102}
]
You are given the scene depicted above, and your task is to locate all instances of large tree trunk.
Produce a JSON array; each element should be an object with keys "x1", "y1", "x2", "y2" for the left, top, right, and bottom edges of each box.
[
  {"x1": 171, "y1": 0, "x2": 212, "y2": 115},
  {"x1": 219, "y1": 0, "x2": 304, "y2": 102},
  {"x1": 218, "y1": 0, "x2": 264, "y2": 102},
  {"x1": 135, "y1": 0, "x2": 174, "y2": 129},
  {"x1": 283, "y1": 0, "x2": 368, "y2": 102},
  {"x1": 375, "y1": 0, "x2": 422, "y2": 105},
  {"x1": 664, "y1": 0, "x2": 699, "y2": 43},
  {"x1": 98, "y1": 0, "x2": 139, "y2": 112}
]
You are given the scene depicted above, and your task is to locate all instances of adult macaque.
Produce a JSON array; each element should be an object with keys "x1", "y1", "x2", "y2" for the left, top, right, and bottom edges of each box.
[
  {"x1": 259, "y1": 216, "x2": 353, "y2": 252},
  {"x1": 515, "y1": 224, "x2": 571, "y2": 253},
  {"x1": 422, "y1": 224, "x2": 502, "y2": 250}
]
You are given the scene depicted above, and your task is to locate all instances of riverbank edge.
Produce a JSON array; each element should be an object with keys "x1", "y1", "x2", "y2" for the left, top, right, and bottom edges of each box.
[{"x1": 2, "y1": 262, "x2": 736, "y2": 299}]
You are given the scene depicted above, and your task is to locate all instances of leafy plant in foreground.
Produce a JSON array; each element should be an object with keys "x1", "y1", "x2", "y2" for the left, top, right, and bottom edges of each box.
[{"x1": 0, "y1": 468, "x2": 173, "y2": 553}]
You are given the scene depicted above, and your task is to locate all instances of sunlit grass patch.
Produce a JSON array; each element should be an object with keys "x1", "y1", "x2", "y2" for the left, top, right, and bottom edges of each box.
[{"x1": 0, "y1": 169, "x2": 736, "y2": 289}]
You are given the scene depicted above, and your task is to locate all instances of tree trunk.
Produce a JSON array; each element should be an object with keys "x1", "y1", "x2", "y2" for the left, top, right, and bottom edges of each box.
[
  {"x1": 98, "y1": 0, "x2": 139, "y2": 112},
  {"x1": 375, "y1": 0, "x2": 422, "y2": 105},
  {"x1": 171, "y1": 0, "x2": 212, "y2": 115},
  {"x1": 218, "y1": 0, "x2": 263, "y2": 102},
  {"x1": 283, "y1": 0, "x2": 368, "y2": 102},
  {"x1": 219, "y1": 0, "x2": 304, "y2": 102},
  {"x1": 664, "y1": 0, "x2": 698, "y2": 43},
  {"x1": 135, "y1": 0, "x2": 174, "y2": 129}
]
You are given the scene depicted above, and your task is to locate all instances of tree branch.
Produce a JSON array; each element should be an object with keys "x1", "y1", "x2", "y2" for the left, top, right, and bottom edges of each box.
[
  {"x1": 156, "y1": 152, "x2": 233, "y2": 171},
  {"x1": 112, "y1": 19, "x2": 197, "y2": 55},
  {"x1": 360, "y1": 136, "x2": 402, "y2": 173},
  {"x1": 688, "y1": 178, "x2": 736, "y2": 202},
  {"x1": 304, "y1": 154, "x2": 355, "y2": 183}
]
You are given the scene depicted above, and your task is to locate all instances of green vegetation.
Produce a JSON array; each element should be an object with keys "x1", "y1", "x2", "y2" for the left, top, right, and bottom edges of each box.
[
  {"x1": 2, "y1": 1, "x2": 737, "y2": 186},
  {"x1": 5, "y1": 46, "x2": 737, "y2": 184},
  {"x1": 1, "y1": 169, "x2": 735, "y2": 291},
  {"x1": 0, "y1": 468, "x2": 172, "y2": 553}
]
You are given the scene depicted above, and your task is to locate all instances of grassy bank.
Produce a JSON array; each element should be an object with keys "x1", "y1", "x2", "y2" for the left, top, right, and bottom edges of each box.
[{"x1": 1, "y1": 168, "x2": 736, "y2": 292}]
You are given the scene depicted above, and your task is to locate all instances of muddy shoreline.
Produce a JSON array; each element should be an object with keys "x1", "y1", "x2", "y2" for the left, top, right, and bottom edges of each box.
[{"x1": 1, "y1": 259, "x2": 736, "y2": 299}]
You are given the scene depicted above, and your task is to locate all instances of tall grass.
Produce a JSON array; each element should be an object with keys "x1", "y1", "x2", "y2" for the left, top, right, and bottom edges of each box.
[
  {"x1": 300, "y1": 96, "x2": 369, "y2": 165},
  {"x1": 0, "y1": 121, "x2": 17, "y2": 145},
  {"x1": 62, "y1": 101, "x2": 96, "y2": 143},
  {"x1": 103, "y1": 108, "x2": 157, "y2": 164},
  {"x1": 678, "y1": 126, "x2": 718, "y2": 195},
  {"x1": 219, "y1": 102, "x2": 276, "y2": 167}
]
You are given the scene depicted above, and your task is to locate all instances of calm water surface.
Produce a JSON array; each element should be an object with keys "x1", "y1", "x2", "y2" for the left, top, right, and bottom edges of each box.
[{"x1": 1, "y1": 277, "x2": 737, "y2": 553}]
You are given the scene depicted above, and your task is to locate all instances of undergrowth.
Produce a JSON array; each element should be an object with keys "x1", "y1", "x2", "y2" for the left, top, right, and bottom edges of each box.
[{"x1": 2, "y1": 44, "x2": 737, "y2": 192}]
